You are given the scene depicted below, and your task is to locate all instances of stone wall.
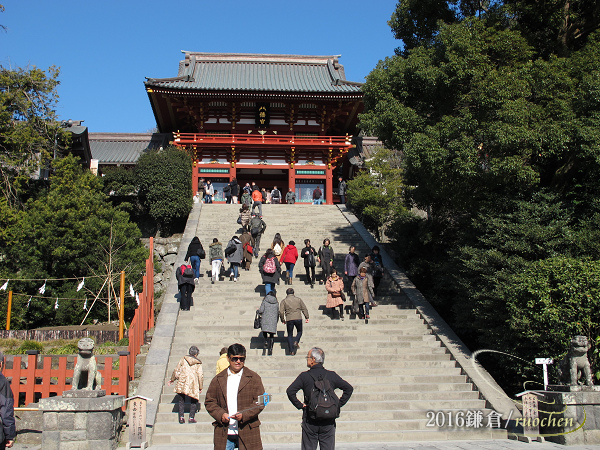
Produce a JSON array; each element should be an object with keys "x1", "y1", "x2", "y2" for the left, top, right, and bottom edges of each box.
[{"x1": 142, "y1": 235, "x2": 182, "y2": 294}]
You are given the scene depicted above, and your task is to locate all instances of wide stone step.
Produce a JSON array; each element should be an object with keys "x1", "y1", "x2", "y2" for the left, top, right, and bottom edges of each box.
[
  {"x1": 151, "y1": 420, "x2": 508, "y2": 445},
  {"x1": 158, "y1": 389, "x2": 480, "y2": 405}
]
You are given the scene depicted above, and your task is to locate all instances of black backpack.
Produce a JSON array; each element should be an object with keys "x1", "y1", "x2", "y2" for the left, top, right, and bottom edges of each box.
[{"x1": 307, "y1": 372, "x2": 340, "y2": 421}]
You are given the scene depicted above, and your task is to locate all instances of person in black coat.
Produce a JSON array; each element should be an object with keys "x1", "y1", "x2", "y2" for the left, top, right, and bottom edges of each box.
[
  {"x1": 176, "y1": 264, "x2": 195, "y2": 311},
  {"x1": 300, "y1": 239, "x2": 318, "y2": 288},
  {"x1": 0, "y1": 353, "x2": 15, "y2": 450},
  {"x1": 286, "y1": 347, "x2": 353, "y2": 450},
  {"x1": 185, "y1": 237, "x2": 205, "y2": 281},
  {"x1": 230, "y1": 178, "x2": 239, "y2": 204},
  {"x1": 258, "y1": 248, "x2": 281, "y2": 295}
]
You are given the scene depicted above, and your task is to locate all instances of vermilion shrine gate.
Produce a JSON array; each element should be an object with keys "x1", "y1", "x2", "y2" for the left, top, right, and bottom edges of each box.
[{"x1": 144, "y1": 53, "x2": 364, "y2": 204}]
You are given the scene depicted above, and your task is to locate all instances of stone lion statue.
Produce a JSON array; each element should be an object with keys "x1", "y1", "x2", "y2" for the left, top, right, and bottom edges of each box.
[
  {"x1": 71, "y1": 337, "x2": 102, "y2": 390},
  {"x1": 558, "y1": 335, "x2": 593, "y2": 386}
]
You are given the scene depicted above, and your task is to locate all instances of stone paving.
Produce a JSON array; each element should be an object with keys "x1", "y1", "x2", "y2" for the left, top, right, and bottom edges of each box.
[{"x1": 143, "y1": 440, "x2": 600, "y2": 450}]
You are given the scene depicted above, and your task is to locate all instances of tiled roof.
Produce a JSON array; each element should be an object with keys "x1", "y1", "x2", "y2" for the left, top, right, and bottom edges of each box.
[
  {"x1": 145, "y1": 52, "x2": 363, "y2": 94},
  {"x1": 89, "y1": 133, "x2": 170, "y2": 165}
]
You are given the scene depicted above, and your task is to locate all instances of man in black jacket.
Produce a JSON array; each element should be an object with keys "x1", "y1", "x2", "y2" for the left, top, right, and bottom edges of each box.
[
  {"x1": 0, "y1": 353, "x2": 15, "y2": 449},
  {"x1": 286, "y1": 347, "x2": 353, "y2": 450}
]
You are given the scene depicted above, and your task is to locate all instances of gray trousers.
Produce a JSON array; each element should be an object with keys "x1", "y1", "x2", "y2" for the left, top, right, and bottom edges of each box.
[{"x1": 301, "y1": 421, "x2": 335, "y2": 450}]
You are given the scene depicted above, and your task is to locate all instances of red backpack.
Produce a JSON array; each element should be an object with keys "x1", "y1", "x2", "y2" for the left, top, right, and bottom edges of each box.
[{"x1": 263, "y1": 257, "x2": 276, "y2": 274}]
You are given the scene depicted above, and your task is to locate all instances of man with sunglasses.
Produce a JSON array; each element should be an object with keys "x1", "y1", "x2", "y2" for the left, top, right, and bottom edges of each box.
[
  {"x1": 286, "y1": 347, "x2": 353, "y2": 450},
  {"x1": 205, "y1": 343, "x2": 265, "y2": 450}
]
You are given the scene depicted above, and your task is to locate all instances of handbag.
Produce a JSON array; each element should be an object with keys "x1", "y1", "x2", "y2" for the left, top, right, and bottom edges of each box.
[
  {"x1": 340, "y1": 291, "x2": 346, "y2": 302},
  {"x1": 254, "y1": 311, "x2": 262, "y2": 329},
  {"x1": 237, "y1": 215, "x2": 243, "y2": 225}
]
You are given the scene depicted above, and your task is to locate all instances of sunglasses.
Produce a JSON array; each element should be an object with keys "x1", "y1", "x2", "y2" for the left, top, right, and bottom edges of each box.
[{"x1": 230, "y1": 356, "x2": 246, "y2": 362}]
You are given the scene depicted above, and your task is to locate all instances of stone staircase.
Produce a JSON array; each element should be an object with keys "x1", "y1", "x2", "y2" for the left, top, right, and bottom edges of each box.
[{"x1": 150, "y1": 204, "x2": 509, "y2": 445}]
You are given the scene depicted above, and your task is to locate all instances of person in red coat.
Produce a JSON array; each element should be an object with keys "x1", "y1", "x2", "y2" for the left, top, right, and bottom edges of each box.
[
  {"x1": 280, "y1": 240, "x2": 299, "y2": 285},
  {"x1": 205, "y1": 343, "x2": 265, "y2": 450}
]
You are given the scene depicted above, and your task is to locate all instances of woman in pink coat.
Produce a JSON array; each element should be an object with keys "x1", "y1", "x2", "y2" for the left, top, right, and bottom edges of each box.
[{"x1": 325, "y1": 267, "x2": 345, "y2": 321}]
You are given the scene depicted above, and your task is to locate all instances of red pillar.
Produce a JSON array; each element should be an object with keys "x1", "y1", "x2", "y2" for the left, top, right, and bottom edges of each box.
[
  {"x1": 325, "y1": 166, "x2": 334, "y2": 205},
  {"x1": 192, "y1": 163, "x2": 199, "y2": 195}
]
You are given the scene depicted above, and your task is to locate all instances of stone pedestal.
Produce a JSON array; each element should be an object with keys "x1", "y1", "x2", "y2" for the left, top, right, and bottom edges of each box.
[
  {"x1": 539, "y1": 385, "x2": 600, "y2": 445},
  {"x1": 39, "y1": 392, "x2": 124, "y2": 450}
]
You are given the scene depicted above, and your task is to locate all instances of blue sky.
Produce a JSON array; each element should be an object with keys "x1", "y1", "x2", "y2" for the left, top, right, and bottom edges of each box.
[{"x1": 2, "y1": 1, "x2": 400, "y2": 133}]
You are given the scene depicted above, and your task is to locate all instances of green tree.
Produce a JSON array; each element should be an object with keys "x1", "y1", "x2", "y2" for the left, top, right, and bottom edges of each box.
[
  {"x1": 346, "y1": 147, "x2": 407, "y2": 240},
  {"x1": 0, "y1": 66, "x2": 69, "y2": 207},
  {"x1": 360, "y1": 2, "x2": 600, "y2": 390},
  {"x1": 135, "y1": 146, "x2": 193, "y2": 234},
  {"x1": 1, "y1": 155, "x2": 147, "y2": 328}
]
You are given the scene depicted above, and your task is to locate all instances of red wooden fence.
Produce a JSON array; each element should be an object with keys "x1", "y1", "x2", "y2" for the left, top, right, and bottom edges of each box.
[
  {"x1": 127, "y1": 237, "x2": 155, "y2": 379},
  {"x1": 5, "y1": 351, "x2": 129, "y2": 406}
]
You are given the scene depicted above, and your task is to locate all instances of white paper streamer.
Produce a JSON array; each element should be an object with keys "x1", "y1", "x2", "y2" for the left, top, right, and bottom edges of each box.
[
  {"x1": 77, "y1": 278, "x2": 85, "y2": 292},
  {"x1": 26, "y1": 296, "x2": 32, "y2": 308},
  {"x1": 39, "y1": 280, "x2": 47, "y2": 295},
  {"x1": 135, "y1": 293, "x2": 140, "y2": 306},
  {"x1": 129, "y1": 283, "x2": 135, "y2": 298},
  {"x1": 83, "y1": 297, "x2": 88, "y2": 311},
  {"x1": 54, "y1": 298, "x2": 59, "y2": 310},
  {"x1": 0, "y1": 280, "x2": 8, "y2": 291}
]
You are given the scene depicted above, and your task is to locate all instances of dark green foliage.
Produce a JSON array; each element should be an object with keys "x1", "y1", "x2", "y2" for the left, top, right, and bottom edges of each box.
[
  {"x1": 135, "y1": 146, "x2": 193, "y2": 235},
  {"x1": 0, "y1": 155, "x2": 148, "y2": 329},
  {"x1": 361, "y1": 2, "x2": 600, "y2": 391},
  {"x1": 346, "y1": 148, "x2": 407, "y2": 240},
  {"x1": 0, "y1": 66, "x2": 69, "y2": 207}
]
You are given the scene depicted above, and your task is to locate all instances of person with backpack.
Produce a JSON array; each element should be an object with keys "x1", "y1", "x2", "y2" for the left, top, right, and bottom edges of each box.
[
  {"x1": 286, "y1": 347, "x2": 353, "y2": 450},
  {"x1": 168, "y1": 346, "x2": 203, "y2": 424},
  {"x1": 239, "y1": 203, "x2": 252, "y2": 231},
  {"x1": 225, "y1": 235, "x2": 244, "y2": 282},
  {"x1": 270, "y1": 185, "x2": 282, "y2": 204},
  {"x1": 251, "y1": 186, "x2": 263, "y2": 216},
  {"x1": 312, "y1": 186, "x2": 323, "y2": 205},
  {"x1": 258, "y1": 248, "x2": 281, "y2": 296},
  {"x1": 240, "y1": 230, "x2": 255, "y2": 271},
  {"x1": 318, "y1": 239, "x2": 335, "y2": 284},
  {"x1": 241, "y1": 189, "x2": 252, "y2": 208},
  {"x1": 281, "y1": 241, "x2": 298, "y2": 285},
  {"x1": 300, "y1": 239, "x2": 317, "y2": 288},
  {"x1": 249, "y1": 214, "x2": 267, "y2": 258},
  {"x1": 185, "y1": 236, "x2": 205, "y2": 282},
  {"x1": 271, "y1": 233, "x2": 284, "y2": 260},
  {"x1": 176, "y1": 263, "x2": 195, "y2": 311},
  {"x1": 209, "y1": 238, "x2": 224, "y2": 284},
  {"x1": 257, "y1": 289, "x2": 279, "y2": 356}
]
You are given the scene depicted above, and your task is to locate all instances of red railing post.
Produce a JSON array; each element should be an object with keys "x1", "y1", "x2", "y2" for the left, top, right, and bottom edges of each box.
[
  {"x1": 24, "y1": 351, "x2": 39, "y2": 406},
  {"x1": 9, "y1": 356, "x2": 22, "y2": 406}
]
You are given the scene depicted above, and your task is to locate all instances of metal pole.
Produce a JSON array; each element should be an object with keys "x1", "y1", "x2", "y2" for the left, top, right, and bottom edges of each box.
[
  {"x1": 119, "y1": 271, "x2": 125, "y2": 341},
  {"x1": 6, "y1": 291, "x2": 12, "y2": 331}
]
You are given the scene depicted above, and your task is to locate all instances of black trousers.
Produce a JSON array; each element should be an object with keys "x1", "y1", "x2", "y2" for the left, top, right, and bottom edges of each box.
[
  {"x1": 305, "y1": 266, "x2": 316, "y2": 284},
  {"x1": 321, "y1": 263, "x2": 332, "y2": 282},
  {"x1": 286, "y1": 319, "x2": 303, "y2": 352},
  {"x1": 301, "y1": 421, "x2": 335, "y2": 450},
  {"x1": 180, "y1": 284, "x2": 193, "y2": 310}
]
